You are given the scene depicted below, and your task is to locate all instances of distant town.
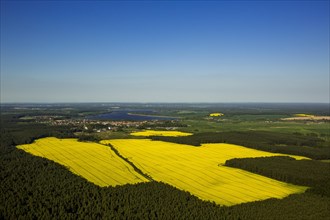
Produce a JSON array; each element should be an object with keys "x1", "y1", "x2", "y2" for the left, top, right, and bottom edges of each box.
[{"x1": 21, "y1": 115, "x2": 186, "y2": 133}]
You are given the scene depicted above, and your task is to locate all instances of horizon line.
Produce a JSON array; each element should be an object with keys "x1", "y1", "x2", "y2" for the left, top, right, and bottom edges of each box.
[{"x1": 1, "y1": 101, "x2": 329, "y2": 105}]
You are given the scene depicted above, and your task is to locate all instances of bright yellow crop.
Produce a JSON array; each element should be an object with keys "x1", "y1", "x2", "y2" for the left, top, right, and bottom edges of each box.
[
  {"x1": 101, "y1": 139, "x2": 308, "y2": 206},
  {"x1": 17, "y1": 137, "x2": 148, "y2": 187},
  {"x1": 131, "y1": 130, "x2": 192, "y2": 137},
  {"x1": 210, "y1": 113, "x2": 224, "y2": 117},
  {"x1": 294, "y1": 114, "x2": 315, "y2": 117}
]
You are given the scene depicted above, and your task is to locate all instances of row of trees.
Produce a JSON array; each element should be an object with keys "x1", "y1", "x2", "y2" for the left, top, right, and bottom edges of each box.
[
  {"x1": 225, "y1": 156, "x2": 330, "y2": 197},
  {"x1": 152, "y1": 131, "x2": 330, "y2": 159}
]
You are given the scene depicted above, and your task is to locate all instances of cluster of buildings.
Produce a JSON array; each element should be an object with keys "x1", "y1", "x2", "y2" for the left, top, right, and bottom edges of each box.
[{"x1": 31, "y1": 115, "x2": 175, "y2": 132}]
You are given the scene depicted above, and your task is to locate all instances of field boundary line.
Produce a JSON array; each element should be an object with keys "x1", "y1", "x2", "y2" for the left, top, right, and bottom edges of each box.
[{"x1": 101, "y1": 143, "x2": 154, "y2": 181}]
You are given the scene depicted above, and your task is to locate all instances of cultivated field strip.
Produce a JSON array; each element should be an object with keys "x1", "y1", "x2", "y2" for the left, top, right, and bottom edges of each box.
[
  {"x1": 101, "y1": 139, "x2": 308, "y2": 206},
  {"x1": 17, "y1": 137, "x2": 149, "y2": 186},
  {"x1": 130, "y1": 130, "x2": 192, "y2": 137}
]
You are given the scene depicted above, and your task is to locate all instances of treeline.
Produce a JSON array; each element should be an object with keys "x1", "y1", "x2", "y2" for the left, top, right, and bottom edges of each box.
[
  {"x1": 77, "y1": 134, "x2": 101, "y2": 142},
  {"x1": 106, "y1": 143, "x2": 154, "y2": 181},
  {"x1": 225, "y1": 156, "x2": 330, "y2": 197},
  {"x1": 1, "y1": 147, "x2": 330, "y2": 219},
  {"x1": 138, "y1": 120, "x2": 188, "y2": 129},
  {"x1": 151, "y1": 131, "x2": 330, "y2": 159}
]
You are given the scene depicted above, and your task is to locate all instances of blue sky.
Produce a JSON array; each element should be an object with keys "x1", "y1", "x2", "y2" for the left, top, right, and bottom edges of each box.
[{"x1": 1, "y1": 1, "x2": 329, "y2": 103}]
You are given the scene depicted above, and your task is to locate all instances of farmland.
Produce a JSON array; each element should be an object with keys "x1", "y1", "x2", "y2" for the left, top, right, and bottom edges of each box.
[
  {"x1": 16, "y1": 135, "x2": 309, "y2": 206},
  {"x1": 16, "y1": 135, "x2": 308, "y2": 206},
  {"x1": 130, "y1": 130, "x2": 192, "y2": 137},
  {"x1": 1, "y1": 103, "x2": 329, "y2": 219},
  {"x1": 17, "y1": 137, "x2": 148, "y2": 186},
  {"x1": 101, "y1": 139, "x2": 308, "y2": 206}
]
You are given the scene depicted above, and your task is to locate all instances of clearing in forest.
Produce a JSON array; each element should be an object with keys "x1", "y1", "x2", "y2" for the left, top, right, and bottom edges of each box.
[
  {"x1": 17, "y1": 137, "x2": 148, "y2": 186},
  {"x1": 101, "y1": 139, "x2": 308, "y2": 206}
]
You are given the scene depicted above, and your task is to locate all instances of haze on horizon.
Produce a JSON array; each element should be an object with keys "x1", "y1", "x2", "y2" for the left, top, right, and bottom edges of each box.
[{"x1": 1, "y1": 1, "x2": 329, "y2": 103}]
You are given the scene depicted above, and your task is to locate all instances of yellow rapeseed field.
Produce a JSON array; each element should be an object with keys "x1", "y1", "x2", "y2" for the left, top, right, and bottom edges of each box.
[
  {"x1": 210, "y1": 112, "x2": 224, "y2": 117},
  {"x1": 294, "y1": 113, "x2": 315, "y2": 117},
  {"x1": 17, "y1": 137, "x2": 148, "y2": 187},
  {"x1": 130, "y1": 130, "x2": 192, "y2": 137},
  {"x1": 101, "y1": 139, "x2": 308, "y2": 206}
]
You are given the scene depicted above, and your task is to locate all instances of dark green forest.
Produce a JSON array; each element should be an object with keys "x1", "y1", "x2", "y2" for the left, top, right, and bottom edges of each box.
[{"x1": 225, "y1": 156, "x2": 330, "y2": 197}]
